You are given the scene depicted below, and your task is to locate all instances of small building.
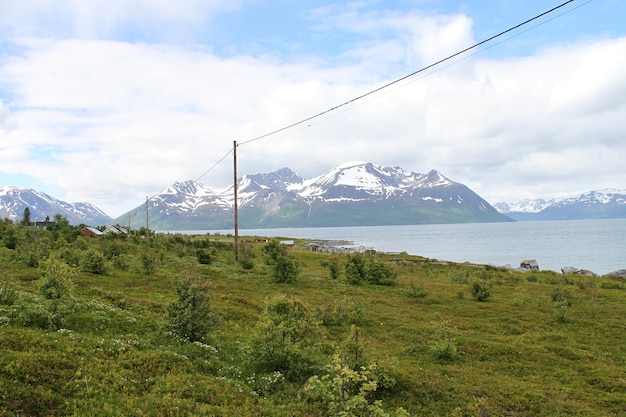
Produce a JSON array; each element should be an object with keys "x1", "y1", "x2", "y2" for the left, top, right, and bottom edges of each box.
[
  {"x1": 82, "y1": 226, "x2": 103, "y2": 238},
  {"x1": 279, "y1": 240, "x2": 295, "y2": 248},
  {"x1": 104, "y1": 225, "x2": 129, "y2": 235}
]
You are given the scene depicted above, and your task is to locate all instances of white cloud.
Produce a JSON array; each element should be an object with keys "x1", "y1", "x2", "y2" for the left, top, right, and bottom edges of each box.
[
  {"x1": 1, "y1": 4, "x2": 625, "y2": 217},
  {"x1": 0, "y1": 0, "x2": 242, "y2": 40}
]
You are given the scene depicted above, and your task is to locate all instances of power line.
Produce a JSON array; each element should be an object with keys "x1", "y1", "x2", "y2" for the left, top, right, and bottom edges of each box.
[
  {"x1": 195, "y1": 148, "x2": 233, "y2": 182},
  {"x1": 237, "y1": 0, "x2": 579, "y2": 147},
  {"x1": 193, "y1": 0, "x2": 585, "y2": 182}
]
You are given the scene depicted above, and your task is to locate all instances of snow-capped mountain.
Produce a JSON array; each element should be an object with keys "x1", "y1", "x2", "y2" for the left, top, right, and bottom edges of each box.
[
  {"x1": 117, "y1": 162, "x2": 511, "y2": 230},
  {"x1": 0, "y1": 186, "x2": 112, "y2": 225},
  {"x1": 493, "y1": 199, "x2": 558, "y2": 214},
  {"x1": 495, "y1": 189, "x2": 626, "y2": 221}
]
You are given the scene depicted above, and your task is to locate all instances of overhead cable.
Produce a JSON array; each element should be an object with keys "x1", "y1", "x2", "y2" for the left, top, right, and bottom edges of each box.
[{"x1": 238, "y1": 0, "x2": 578, "y2": 147}]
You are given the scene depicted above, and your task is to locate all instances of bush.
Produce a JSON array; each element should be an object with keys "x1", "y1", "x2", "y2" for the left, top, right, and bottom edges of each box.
[
  {"x1": 141, "y1": 250, "x2": 158, "y2": 275},
  {"x1": 262, "y1": 239, "x2": 299, "y2": 283},
  {"x1": 15, "y1": 260, "x2": 78, "y2": 330},
  {"x1": 39, "y1": 259, "x2": 75, "y2": 300},
  {"x1": 407, "y1": 278, "x2": 428, "y2": 299},
  {"x1": 251, "y1": 295, "x2": 322, "y2": 382},
  {"x1": 0, "y1": 286, "x2": 17, "y2": 306},
  {"x1": 238, "y1": 243, "x2": 255, "y2": 270},
  {"x1": 345, "y1": 253, "x2": 367, "y2": 284},
  {"x1": 79, "y1": 249, "x2": 107, "y2": 274},
  {"x1": 470, "y1": 280, "x2": 491, "y2": 302},
  {"x1": 167, "y1": 274, "x2": 218, "y2": 342},
  {"x1": 366, "y1": 260, "x2": 397, "y2": 285},
  {"x1": 196, "y1": 249, "x2": 212, "y2": 265},
  {"x1": 315, "y1": 297, "x2": 363, "y2": 326},
  {"x1": 551, "y1": 288, "x2": 575, "y2": 306},
  {"x1": 554, "y1": 300, "x2": 569, "y2": 323},
  {"x1": 303, "y1": 328, "x2": 408, "y2": 417},
  {"x1": 430, "y1": 319, "x2": 457, "y2": 360}
]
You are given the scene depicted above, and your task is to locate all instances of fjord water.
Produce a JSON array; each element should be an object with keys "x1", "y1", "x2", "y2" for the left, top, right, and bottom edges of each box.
[{"x1": 190, "y1": 218, "x2": 626, "y2": 275}]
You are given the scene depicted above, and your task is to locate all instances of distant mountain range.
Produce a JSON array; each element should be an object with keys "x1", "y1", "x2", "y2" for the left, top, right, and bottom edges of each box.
[
  {"x1": 115, "y1": 161, "x2": 511, "y2": 230},
  {"x1": 0, "y1": 186, "x2": 112, "y2": 225},
  {"x1": 3, "y1": 164, "x2": 624, "y2": 229},
  {"x1": 495, "y1": 189, "x2": 626, "y2": 221}
]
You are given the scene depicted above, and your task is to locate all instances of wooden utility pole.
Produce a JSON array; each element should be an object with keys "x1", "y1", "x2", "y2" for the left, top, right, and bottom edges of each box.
[{"x1": 233, "y1": 140, "x2": 239, "y2": 261}]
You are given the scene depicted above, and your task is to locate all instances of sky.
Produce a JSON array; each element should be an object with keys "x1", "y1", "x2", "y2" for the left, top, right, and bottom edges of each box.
[{"x1": 1, "y1": 0, "x2": 625, "y2": 218}]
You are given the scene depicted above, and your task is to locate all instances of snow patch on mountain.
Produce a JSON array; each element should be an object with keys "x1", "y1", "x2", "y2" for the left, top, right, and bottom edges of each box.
[{"x1": 494, "y1": 198, "x2": 557, "y2": 214}]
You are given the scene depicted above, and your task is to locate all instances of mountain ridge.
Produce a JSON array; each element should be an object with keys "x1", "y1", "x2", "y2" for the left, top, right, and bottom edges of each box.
[
  {"x1": 116, "y1": 161, "x2": 511, "y2": 230},
  {"x1": 495, "y1": 188, "x2": 626, "y2": 221},
  {"x1": 0, "y1": 186, "x2": 112, "y2": 225}
]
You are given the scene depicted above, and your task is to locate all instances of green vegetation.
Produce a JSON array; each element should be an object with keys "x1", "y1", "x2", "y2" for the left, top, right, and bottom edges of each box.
[{"x1": 1, "y1": 218, "x2": 626, "y2": 416}]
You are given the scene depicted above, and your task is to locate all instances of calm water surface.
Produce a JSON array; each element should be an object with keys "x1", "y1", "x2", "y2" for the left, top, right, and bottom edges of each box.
[{"x1": 179, "y1": 219, "x2": 626, "y2": 275}]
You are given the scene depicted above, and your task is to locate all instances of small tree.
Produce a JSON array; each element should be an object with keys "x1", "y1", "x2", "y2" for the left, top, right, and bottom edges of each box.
[
  {"x1": 80, "y1": 249, "x2": 107, "y2": 274},
  {"x1": 167, "y1": 274, "x2": 217, "y2": 342},
  {"x1": 262, "y1": 239, "x2": 299, "y2": 283},
  {"x1": 251, "y1": 295, "x2": 322, "y2": 381},
  {"x1": 40, "y1": 259, "x2": 75, "y2": 300},
  {"x1": 238, "y1": 243, "x2": 255, "y2": 270},
  {"x1": 303, "y1": 326, "x2": 409, "y2": 417},
  {"x1": 345, "y1": 253, "x2": 367, "y2": 284},
  {"x1": 429, "y1": 319, "x2": 457, "y2": 360},
  {"x1": 470, "y1": 280, "x2": 491, "y2": 302},
  {"x1": 21, "y1": 207, "x2": 31, "y2": 226},
  {"x1": 366, "y1": 259, "x2": 397, "y2": 285},
  {"x1": 18, "y1": 259, "x2": 77, "y2": 330}
]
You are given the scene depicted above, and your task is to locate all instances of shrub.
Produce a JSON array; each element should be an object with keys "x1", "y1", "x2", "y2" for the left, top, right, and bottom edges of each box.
[
  {"x1": 16, "y1": 260, "x2": 78, "y2": 330},
  {"x1": 39, "y1": 259, "x2": 75, "y2": 300},
  {"x1": 315, "y1": 297, "x2": 363, "y2": 326},
  {"x1": 470, "y1": 280, "x2": 491, "y2": 302},
  {"x1": 59, "y1": 248, "x2": 80, "y2": 267},
  {"x1": 366, "y1": 259, "x2": 397, "y2": 285},
  {"x1": 79, "y1": 249, "x2": 107, "y2": 274},
  {"x1": 103, "y1": 239, "x2": 129, "y2": 259},
  {"x1": 196, "y1": 249, "x2": 212, "y2": 265},
  {"x1": 238, "y1": 243, "x2": 255, "y2": 270},
  {"x1": 345, "y1": 253, "x2": 367, "y2": 284},
  {"x1": 551, "y1": 288, "x2": 575, "y2": 306},
  {"x1": 0, "y1": 286, "x2": 17, "y2": 306},
  {"x1": 303, "y1": 328, "x2": 409, "y2": 417},
  {"x1": 407, "y1": 278, "x2": 428, "y2": 299},
  {"x1": 554, "y1": 300, "x2": 570, "y2": 323},
  {"x1": 429, "y1": 319, "x2": 457, "y2": 360},
  {"x1": 262, "y1": 239, "x2": 299, "y2": 283},
  {"x1": 167, "y1": 274, "x2": 218, "y2": 342},
  {"x1": 141, "y1": 250, "x2": 158, "y2": 275},
  {"x1": 251, "y1": 295, "x2": 322, "y2": 382},
  {"x1": 510, "y1": 288, "x2": 528, "y2": 306}
]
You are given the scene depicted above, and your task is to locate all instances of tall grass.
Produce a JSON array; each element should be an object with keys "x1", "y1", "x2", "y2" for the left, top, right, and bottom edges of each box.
[{"x1": 0, "y1": 228, "x2": 625, "y2": 416}]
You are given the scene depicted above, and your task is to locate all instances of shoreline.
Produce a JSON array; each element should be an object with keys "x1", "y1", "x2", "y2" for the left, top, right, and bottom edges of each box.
[{"x1": 295, "y1": 238, "x2": 626, "y2": 279}]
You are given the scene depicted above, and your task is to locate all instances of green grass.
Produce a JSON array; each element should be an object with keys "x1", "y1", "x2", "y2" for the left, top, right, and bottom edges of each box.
[{"x1": 1, "y1": 229, "x2": 625, "y2": 416}]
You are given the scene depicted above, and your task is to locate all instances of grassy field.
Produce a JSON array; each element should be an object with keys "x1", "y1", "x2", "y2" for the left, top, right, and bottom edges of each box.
[{"x1": 1, "y1": 224, "x2": 625, "y2": 416}]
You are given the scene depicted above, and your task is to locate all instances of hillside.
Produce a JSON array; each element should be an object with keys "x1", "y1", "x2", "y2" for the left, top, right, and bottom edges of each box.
[{"x1": 1, "y1": 223, "x2": 625, "y2": 416}]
